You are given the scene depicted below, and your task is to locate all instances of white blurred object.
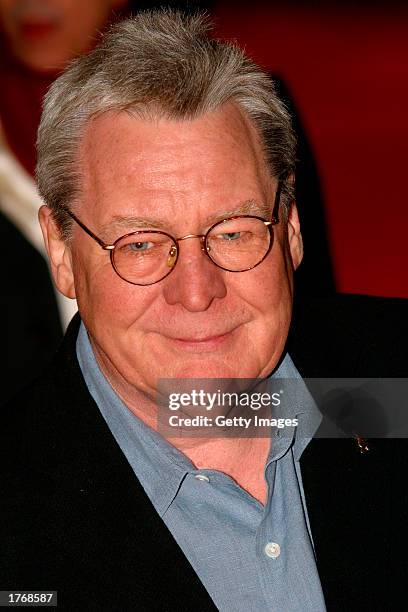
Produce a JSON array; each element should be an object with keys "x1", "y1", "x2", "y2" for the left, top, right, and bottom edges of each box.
[{"x1": 0, "y1": 127, "x2": 77, "y2": 329}]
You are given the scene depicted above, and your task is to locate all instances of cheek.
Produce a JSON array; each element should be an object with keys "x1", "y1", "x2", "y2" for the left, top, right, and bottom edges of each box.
[
  {"x1": 71, "y1": 246, "x2": 154, "y2": 330},
  {"x1": 64, "y1": 4, "x2": 112, "y2": 52},
  {"x1": 0, "y1": 11, "x2": 13, "y2": 36},
  {"x1": 238, "y1": 239, "x2": 293, "y2": 315},
  {"x1": 238, "y1": 247, "x2": 293, "y2": 372}
]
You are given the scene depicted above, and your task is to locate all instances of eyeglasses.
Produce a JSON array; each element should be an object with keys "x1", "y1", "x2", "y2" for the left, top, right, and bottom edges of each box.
[{"x1": 64, "y1": 182, "x2": 282, "y2": 286}]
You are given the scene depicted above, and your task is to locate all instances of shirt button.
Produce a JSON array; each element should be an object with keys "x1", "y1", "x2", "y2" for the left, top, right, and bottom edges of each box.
[
  {"x1": 264, "y1": 542, "x2": 281, "y2": 559},
  {"x1": 195, "y1": 474, "x2": 210, "y2": 483}
]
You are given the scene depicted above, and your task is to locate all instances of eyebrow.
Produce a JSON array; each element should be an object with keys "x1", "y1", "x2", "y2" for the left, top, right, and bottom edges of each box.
[
  {"x1": 206, "y1": 200, "x2": 272, "y2": 224},
  {"x1": 100, "y1": 216, "x2": 168, "y2": 236},
  {"x1": 100, "y1": 200, "x2": 273, "y2": 239}
]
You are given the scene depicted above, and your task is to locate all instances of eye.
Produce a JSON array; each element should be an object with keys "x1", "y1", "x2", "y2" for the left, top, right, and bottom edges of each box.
[
  {"x1": 212, "y1": 229, "x2": 253, "y2": 245},
  {"x1": 127, "y1": 241, "x2": 154, "y2": 252},
  {"x1": 221, "y1": 231, "x2": 241, "y2": 241}
]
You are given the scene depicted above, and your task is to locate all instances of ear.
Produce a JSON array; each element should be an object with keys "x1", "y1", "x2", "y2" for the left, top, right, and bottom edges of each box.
[
  {"x1": 38, "y1": 206, "x2": 76, "y2": 299},
  {"x1": 287, "y1": 201, "x2": 303, "y2": 270}
]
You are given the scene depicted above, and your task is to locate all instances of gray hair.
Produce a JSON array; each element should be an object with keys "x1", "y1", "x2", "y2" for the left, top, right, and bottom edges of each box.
[{"x1": 36, "y1": 9, "x2": 296, "y2": 239}]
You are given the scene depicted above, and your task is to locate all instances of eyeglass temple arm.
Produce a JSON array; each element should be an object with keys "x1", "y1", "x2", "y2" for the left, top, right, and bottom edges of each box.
[
  {"x1": 64, "y1": 208, "x2": 114, "y2": 250},
  {"x1": 271, "y1": 180, "x2": 283, "y2": 224}
]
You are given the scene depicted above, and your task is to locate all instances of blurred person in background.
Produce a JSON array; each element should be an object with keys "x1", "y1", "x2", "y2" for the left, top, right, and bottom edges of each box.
[{"x1": 0, "y1": 0, "x2": 128, "y2": 404}]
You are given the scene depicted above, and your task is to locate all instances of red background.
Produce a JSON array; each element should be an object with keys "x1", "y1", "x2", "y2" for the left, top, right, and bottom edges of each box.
[{"x1": 214, "y1": 1, "x2": 408, "y2": 298}]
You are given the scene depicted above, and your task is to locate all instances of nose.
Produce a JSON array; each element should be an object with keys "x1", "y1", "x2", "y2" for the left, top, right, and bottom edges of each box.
[{"x1": 162, "y1": 236, "x2": 227, "y2": 312}]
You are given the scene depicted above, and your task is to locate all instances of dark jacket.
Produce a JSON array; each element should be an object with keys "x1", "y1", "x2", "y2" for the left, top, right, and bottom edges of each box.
[
  {"x1": 0, "y1": 210, "x2": 62, "y2": 405},
  {"x1": 1, "y1": 294, "x2": 407, "y2": 611}
]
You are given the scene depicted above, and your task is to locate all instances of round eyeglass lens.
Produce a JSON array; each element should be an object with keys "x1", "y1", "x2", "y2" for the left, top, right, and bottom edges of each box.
[
  {"x1": 112, "y1": 231, "x2": 177, "y2": 285},
  {"x1": 206, "y1": 216, "x2": 272, "y2": 271}
]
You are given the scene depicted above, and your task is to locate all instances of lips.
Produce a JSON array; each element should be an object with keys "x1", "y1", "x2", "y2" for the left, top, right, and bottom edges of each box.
[
  {"x1": 19, "y1": 21, "x2": 58, "y2": 40},
  {"x1": 165, "y1": 328, "x2": 239, "y2": 352}
]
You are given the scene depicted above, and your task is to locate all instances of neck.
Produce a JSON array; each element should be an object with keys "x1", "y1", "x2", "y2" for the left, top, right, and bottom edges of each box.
[{"x1": 174, "y1": 435, "x2": 270, "y2": 504}]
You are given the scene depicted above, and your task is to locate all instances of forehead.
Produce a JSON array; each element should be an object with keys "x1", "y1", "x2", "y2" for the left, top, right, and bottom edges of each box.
[{"x1": 78, "y1": 103, "x2": 273, "y2": 231}]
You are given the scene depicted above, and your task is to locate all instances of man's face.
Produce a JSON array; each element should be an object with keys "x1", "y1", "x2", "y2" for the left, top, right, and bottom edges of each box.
[
  {"x1": 45, "y1": 104, "x2": 302, "y2": 401},
  {"x1": 0, "y1": 0, "x2": 126, "y2": 72}
]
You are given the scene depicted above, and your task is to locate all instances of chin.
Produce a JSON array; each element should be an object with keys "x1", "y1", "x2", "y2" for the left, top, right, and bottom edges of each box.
[{"x1": 164, "y1": 358, "x2": 255, "y2": 381}]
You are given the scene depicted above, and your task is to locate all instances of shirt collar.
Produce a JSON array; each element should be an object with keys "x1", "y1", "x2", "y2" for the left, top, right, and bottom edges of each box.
[{"x1": 268, "y1": 354, "x2": 322, "y2": 462}]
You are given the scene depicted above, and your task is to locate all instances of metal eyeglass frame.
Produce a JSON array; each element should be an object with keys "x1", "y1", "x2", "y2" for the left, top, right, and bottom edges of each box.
[{"x1": 63, "y1": 181, "x2": 282, "y2": 286}]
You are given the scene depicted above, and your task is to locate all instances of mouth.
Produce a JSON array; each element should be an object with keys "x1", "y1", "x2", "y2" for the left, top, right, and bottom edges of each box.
[
  {"x1": 15, "y1": 6, "x2": 60, "y2": 41},
  {"x1": 165, "y1": 327, "x2": 240, "y2": 352},
  {"x1": 18, "y1": 20, "x2": 59, "y2": 40}
]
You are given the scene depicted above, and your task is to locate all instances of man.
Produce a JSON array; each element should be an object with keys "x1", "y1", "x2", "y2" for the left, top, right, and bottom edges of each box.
[{"x1": 1, "y1": 10, "x2": 407, "y2": 611}]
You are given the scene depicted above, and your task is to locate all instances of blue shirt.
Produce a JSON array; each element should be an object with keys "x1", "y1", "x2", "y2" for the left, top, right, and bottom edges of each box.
[{"x1": 77, "y1": 323, "x2": 326, "y2": 611}]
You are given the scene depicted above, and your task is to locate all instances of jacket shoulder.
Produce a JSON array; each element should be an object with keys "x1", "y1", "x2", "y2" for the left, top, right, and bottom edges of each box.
[{"x1": 288, "y1": 293, "x2": 408, "y2": 376}]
